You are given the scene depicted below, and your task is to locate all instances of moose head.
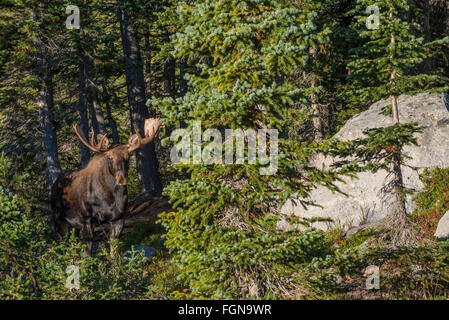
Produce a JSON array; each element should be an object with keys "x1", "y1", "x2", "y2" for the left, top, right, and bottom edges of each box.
[{"x1": 73, "y1": 118, "x2": 162, "y2": 186}]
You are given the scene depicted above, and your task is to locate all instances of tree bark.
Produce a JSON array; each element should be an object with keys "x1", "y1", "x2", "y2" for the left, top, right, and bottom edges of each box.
[
  {"x1": 102, "y1": 81, "x2": 120, "y2": 145},
  {"x1": 391, "y1": 93, "x2": 399, "y2": 124},
  {"x1": 86, "y1": 55, "x2": 107, "y2": 139},
  {"x1": 309, "y1": 48, "x2": 323, "y2": 142},
  {"x1": 144, "y1": 37, "x2": 153, "y2": 99},
  {"x1": 81, "y1": 2, "x2": 106, "y2": 141},
  {"x1": 32, "y1": 6, "x2": 62, "y2": 187},
  {"x1": 311, "y1": 75, "x2": 323, "y2": 142},
  {"x1": 37, "y1": 79, "x2": 62, "y2": 187},
  {"x1": 423, "y1": 0, "x2": 431, "y2": 73},
  {"x1": 78, "y1": 59, "x2": 90, "y2": 167},
  {"x1": 163, "y1": 32, "x2": 176, "y2": 97},
  {"x1": 164, "y1": 57, "x2": 176, "y2": 97},
  {"x1": 390, "y1": 32, "x2": 404, "y2": 192},
  {"x1": 386, "y1": 12, "x2": 417, "y2": 247},
  {"x1": 179, "y1": 57, "x2": 187, "y2": 97},
  {"x1": 74, "y1": 2, "x2": 91, "y2": 168},
  {"x1": 118, "y1": 0, "x2": 162, "y2": 194}
]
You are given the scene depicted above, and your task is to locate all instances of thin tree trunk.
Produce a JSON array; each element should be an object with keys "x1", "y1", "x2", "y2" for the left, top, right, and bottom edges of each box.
[
  {"x1": 391, "y1": 93, "x2": 400, "y2": 123},
  {"x1": 118, "y1": 0, "x2": 162, "y2": 194},
  {"x1": 179, "y1": 57, "x2": 187, "y2": 97},
  {"x1": 309, "y1": 48, "x2": 323, "y2": 142},
  {"x1": 86, "y1": 55, "x2": 107, "y2": 138},
  {"x1": 144, "y1": 37, "x2": 152, "y2": 99},
  {"x1": 75, "y1": 2, "x2": 90, "y2": 167},
  {"x1": 386, "y1": 12, "x2": 417, "y2": 247},
  {"x1": 102, "y1": 81, "x2": 120, "y2": 145},
  {"x1": 163, "y1": 32, "x2": 175, "y2": 97},
  {"x1": 423, "y1": 0, "x2": 431, "y2": 73},
  {"x1": 32, "y1": 6, "x2": 62, "y2": 187},
  {"x1": 89, "y1": 100, "x2": 100, "y2": 137},
  {"x1": 37, "y1": 79, "x2": 62, "y2": 187},
  {"x1": 82, "y1": 2, "x2": 106, "y2": 141},
  {"x1": 78, "y1": 59, "x2": 90, "y2": 167},
  {"x1": 164, "y1": 57, "x2": 175, "y2": 97},
  {"x1": 311, "y1": 88, "x2": 323, "y2": 141}
]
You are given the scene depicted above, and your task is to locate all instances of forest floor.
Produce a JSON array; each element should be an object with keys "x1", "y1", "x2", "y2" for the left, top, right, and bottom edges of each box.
[{"x1": 116, "y1": 220, "x2": 449, "y2": 300}]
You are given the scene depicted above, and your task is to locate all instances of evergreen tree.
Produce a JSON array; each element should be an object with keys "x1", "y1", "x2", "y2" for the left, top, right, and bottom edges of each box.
[
  {"x1": 153, "y1": 0, "x2": 366, "y2": 298},
  {"x1": 348, "y1": 0, "x2": 449, "y2": 246}
]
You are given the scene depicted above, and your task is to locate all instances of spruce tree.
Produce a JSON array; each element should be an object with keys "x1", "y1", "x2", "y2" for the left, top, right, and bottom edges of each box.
[
  {"x1": 152, "y1": 0, "x2": 366, "y2": 298},
  {"x1": 348, "y1": 0, "x2": 449, "y2": 246}
]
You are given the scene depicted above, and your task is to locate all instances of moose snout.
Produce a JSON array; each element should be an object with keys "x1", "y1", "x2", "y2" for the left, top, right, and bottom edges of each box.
[{"x1": 115, "y1": 173, "x2": 128, "y2": 186}]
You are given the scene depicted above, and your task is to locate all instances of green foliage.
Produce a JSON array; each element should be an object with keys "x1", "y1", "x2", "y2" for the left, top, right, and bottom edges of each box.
[
  {"x1": 293, "y1": 228, "x2": 449, "y2": 299},
  {"x1": 1, "y1": 0, "x2": 448, "y2": 300},
  {"x1": 380, "y1": 104, "x2": 392, "y2": 117},
  {"x1": 0, "y1": 155, "x2": 182, "y2": 299},
  {"x1": 120, "y1": 221, "x2": 166, "y2": 252},
  {"x1": 0, "y1": 190, "x2": 149, "y2": 299},
  {"x1": 358, "y1": 243, "x2": 449, "y2": 299},
  {"x1": 153, "y1": 0, "x2": 397, "y2": 298},
  {"x1": 412, "y1": 167, "x2": 449, "y2": 238},
  {"x1": 161, "y1": 209, "x2": 332, "y2": 298},
  {"x1": 337, "y1": 122, "x2": 423, "y2": 171},
  {"x1": 346, "y1": 0, "x2": 449, "y2": 108}
]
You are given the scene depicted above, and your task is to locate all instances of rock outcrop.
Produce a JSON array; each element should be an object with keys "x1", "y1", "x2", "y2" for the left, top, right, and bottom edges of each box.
[
  {"x1": 280, "y1": 92, "x2": 449, "y2": 232},
  {"x1": 434, "y1": 210, "x2": 449, "y2": 240}
]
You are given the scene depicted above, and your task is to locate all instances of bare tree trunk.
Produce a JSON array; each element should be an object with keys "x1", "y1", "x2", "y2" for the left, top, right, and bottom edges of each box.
[
  {"x1": 118, "y1": 0, "x2": 162, "y2": 194},
  {"x1": 179, "y1": 57, "x2": 187, "y2": 97},
  {"x1": 80, "y1": 3, "x2": 106, "y2": 141},
  {"x1": 311, "y1": 82, "x2": 323, "y2": 141},
  {"x1": 78, "y1": 59, "x2": 90, "y2": 167},
  {"x1": 391, "y1": 94, "x2": 399, "y2": 124},
  {"x1": 144, "y1": 37, "x2": 152, "y2": 99},
  {"x1": 423, "y1": 0, "x2": 431, "y2": 73},
  {"x1": 86, "y1": 55, "x2": 107, "y2": 138},
  {"x1": 102, "y1": 81, "x2": 120, "y2": 145},
  {"x1": 385, "y1": 17, "x2": 417, "y2": 247},
  {"x1": 37, "y1": 79, "x2": 62, "y2": 187},
  {"x1": 309, "y1": 48, "x2": 323, "y2": 142},
  {"x1": 163, "y1": 32, "x2": 176, "y2": 97},
  {"x1": 88, "y1": 100, "x2": 100, "y2": 137},
  {"x1": 74, "y1": 2, "x2": 91, "y2": 168},
  {"x1": 164, "y1": 57, "x2": 176, "y2": 97},
  {"x1": 32, "y1": 6, "x2": 62, "y2": 187}
]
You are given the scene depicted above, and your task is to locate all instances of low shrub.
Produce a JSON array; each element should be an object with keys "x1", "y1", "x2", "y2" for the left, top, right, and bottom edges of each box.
[{"x1": 412, "y1": 167, "x2": 449, "y2": 238}]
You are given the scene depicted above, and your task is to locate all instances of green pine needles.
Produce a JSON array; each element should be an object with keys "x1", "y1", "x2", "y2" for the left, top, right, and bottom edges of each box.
[
  {"x1": 347, "y1": 0, "x2": 449, "y2": 107},
  {"x1": 152, "y1": 0, "x2": 380, "y2": 298},
  {"x1": 347, "y1": 0, "x2": 448, "y2": 247}
]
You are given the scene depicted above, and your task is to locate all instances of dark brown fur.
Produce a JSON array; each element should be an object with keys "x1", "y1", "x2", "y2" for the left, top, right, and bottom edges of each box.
[
  {"x1": 50, "y1": 145, "x2": 130, "y2": 255},
  {"x1": 50, "y1": 118, "x2": 161, "y2": 255}
]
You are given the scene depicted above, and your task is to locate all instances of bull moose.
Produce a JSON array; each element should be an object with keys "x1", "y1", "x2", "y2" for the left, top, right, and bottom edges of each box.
[{"x1": 50, "y1": 118, "x2": 162, "y2": 255}]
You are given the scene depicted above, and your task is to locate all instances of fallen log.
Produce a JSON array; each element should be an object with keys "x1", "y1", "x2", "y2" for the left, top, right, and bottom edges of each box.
[{"x1": 94, "y1": 191, "x2": 173, "y2": 236}]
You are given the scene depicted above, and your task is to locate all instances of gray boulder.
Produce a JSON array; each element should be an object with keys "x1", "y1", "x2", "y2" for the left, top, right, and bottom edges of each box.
[
  {"x1": 280, "y1": 92, "x2": 449, "y2": 232},
  {"x1": 434, "y1": 211, "x2": 449, "y2": 240}
]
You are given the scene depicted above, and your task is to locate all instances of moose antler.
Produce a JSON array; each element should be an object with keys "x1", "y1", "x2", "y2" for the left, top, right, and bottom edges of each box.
[
  {"x1": 74, "y1": 125, "x2": 109, "y2": 153},
  {"x1": 127, "y1": 118, "x2": 162, "y2": 153},
  {"x1": 89, "y1": 132, "x2": 110, "y2": 151}
]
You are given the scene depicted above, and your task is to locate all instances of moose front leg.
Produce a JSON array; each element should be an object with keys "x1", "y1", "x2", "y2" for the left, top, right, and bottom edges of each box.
[
  {"x1": 81, "y1": 218, "x2": 94, "y2": 256},
  {"x1": 109, "y1": 218, "x2": 124, "y2": 240},
  {"x1": 107, "y1": 219, "x2": 124, "y2": 257}
]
